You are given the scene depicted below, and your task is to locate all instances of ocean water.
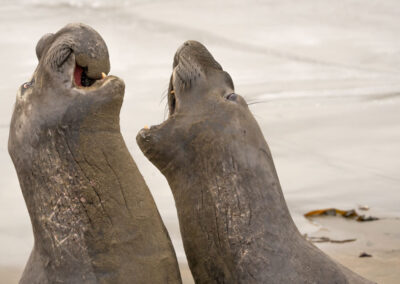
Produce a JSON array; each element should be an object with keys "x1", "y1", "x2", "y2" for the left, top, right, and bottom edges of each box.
[{"x1": 0, "y1": 0, "x2": 399, "y2": 281}]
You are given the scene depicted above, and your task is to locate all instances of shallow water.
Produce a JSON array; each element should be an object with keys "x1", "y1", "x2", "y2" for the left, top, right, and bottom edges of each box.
[{"x1": 0, "y1": 0, "x2": 399, "y2": 282}]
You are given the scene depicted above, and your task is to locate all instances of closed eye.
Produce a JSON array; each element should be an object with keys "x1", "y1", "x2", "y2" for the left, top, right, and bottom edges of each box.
[{"x1": 225, "y1": 93, "x2": 237, "y2": 101}]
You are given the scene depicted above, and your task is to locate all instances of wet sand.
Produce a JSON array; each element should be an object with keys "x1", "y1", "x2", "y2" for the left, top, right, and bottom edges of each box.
[
  {"x1": 0, "y1": 0, "x2": 399, "y2": 283},
  {"x1": 312, "y1": 218, "x2": 400, "y2": 284}
]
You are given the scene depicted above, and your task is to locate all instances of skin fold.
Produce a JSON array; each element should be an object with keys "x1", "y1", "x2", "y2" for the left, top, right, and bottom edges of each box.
[
  {"x1": 137, "y1": 41, "x2": 374, "y2": 284},
  {"x1": 9, "y1": 23, "x2": 181, "y2": 284}
]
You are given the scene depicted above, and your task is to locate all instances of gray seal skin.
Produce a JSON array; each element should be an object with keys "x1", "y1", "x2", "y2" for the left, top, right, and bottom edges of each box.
[
  {"x1": 136, "y1": 41, "x2": 374, "y2": 284},
  {"x1": 8, "y1": 23, "x2": 182, "y2": 284}
]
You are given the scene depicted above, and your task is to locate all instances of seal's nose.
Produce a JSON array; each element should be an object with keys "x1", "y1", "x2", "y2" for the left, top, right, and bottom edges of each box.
[
  {"x1": 173, "y1": 40, "x2": 222, "y2": 71},
  {"x1": 37, "y1": 23, "x2": 110, "y2": 82},
  {"x1": 180, "y1": 40, "x2": 204, "y2": 51},
  {"x1": 36, "y1": 33, "x2": 54, "y2": 61},
  {"x1": 173, "y1": 40, "x2": 208, "y2": 69},
  {"x1": 182, "y1": 40, "x2": 200, "y2": 47},
  {"x1": 70, "y1": 23, "x2": 110, "y2": 79}
]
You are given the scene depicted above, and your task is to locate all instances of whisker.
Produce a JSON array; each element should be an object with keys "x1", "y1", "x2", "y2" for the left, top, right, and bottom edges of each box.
[
  {"x1": 160, "y1": 85, "x2": 169, "y2": 105},
  {"x1": 241, "y1": 95, "x2": 260, "y2": 105},
  {"x1": 247, "y1": 100, "x2": 267, "y2": 106},
  {"x1": 160, "y1": 83, "x2": 170, "y2": 121},
  {"x1": 246, "y1": 97, "x2": 269, "y2": 121},
  {"x1": 252, "y1": 112, "x2": 267, "y2": 121},
  {"x1": 163, "y1": 103, "x2": 169, "y2": 121}
]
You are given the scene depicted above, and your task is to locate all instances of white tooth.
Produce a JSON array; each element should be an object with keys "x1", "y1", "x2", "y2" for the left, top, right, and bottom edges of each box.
[
  {"x1": 102, "y1": 72, "x2": 107, "y2": 79},
  {"x1": 144, "y1": 125, "x2": 149, "y2": 129}
]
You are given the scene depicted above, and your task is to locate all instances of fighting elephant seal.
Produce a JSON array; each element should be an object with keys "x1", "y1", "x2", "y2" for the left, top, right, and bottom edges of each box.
[
  {"x1": 9, "y1": 23, "x2": 181, "y2": 284},
  {"x1": 137, "y1": 41, "x2": 373, "y2": 283}
]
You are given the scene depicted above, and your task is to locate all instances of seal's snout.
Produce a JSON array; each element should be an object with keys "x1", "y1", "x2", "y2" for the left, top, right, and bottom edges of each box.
[
  {"x1": 167, "y1": 41, "x2": 224, "y2": 117},
  {"x1": 37, "y1": 23, "x2": 111, "y2": 89},
  {"x1": 66, "y1": 23, "x2": 110, "y2": 79},
  {"x1": 17, "y1": 23, "x2": 125, "y2": 132},
  {"x1": 173, "y1": 40, "x2": 222, "y2": 71},
  {"x1": 68, "y1": 23, "x2": 110, "y2": 88}
]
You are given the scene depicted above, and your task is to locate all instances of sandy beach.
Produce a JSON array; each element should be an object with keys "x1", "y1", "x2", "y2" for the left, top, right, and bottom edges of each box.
[{"x1": 0, "y1": 0, "x2": 399, "y2": 283}]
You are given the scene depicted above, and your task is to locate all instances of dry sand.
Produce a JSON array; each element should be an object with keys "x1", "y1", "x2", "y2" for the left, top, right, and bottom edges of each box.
[{"x1": 0, "y1": 0, "x2": 399, "y2": 283}]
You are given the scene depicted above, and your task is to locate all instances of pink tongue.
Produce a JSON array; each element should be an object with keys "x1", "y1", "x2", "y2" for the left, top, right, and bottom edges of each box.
[{"x1": 74, "y1": 64, "x2": 83, "y2": 86}]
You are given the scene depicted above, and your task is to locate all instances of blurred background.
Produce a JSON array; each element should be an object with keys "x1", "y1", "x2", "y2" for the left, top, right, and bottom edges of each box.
[{"x1": 0, "y1": 0, "x2": 399, "y2": 283}]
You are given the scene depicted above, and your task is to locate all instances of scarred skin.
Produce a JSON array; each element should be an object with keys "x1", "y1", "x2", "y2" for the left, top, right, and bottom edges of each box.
[
  {"x1": 9, "y1": 23, "x2": 181, "y2": 284},
  {"x1": 136, "y1": 41, "x2": 374, "y2": 284}
]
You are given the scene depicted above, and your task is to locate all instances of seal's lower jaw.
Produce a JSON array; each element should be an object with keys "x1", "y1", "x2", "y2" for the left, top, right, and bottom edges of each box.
[
  {"x1": 137, "y1": 120, "x2": 167, "y2": 154},
  {"x1": 136, "y1": 127, "x2": 163, "y2": 169},
  {"x1": 137, "y1": 128, "x2": 153, "y2": 156}
]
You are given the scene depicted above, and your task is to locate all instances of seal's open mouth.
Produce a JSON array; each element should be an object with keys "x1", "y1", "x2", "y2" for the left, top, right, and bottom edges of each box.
[
  {"x1": 168, "y1": 76, "x2": 176, "y2": 116},
  {"x1": 73, "y1": 63, "x2": 107, "y2": 88},
  {"x1": 74, "y1": 64, "x2": 95, "y2": 87}
]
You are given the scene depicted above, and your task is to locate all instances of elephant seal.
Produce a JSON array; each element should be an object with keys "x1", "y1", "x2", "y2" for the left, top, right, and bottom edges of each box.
[
  {"x1": 137, "y1": 41, "x2": 373, "y2": 284},
  {"x1": 9, "y1": 23, "x2": 181, "y2": 284}
]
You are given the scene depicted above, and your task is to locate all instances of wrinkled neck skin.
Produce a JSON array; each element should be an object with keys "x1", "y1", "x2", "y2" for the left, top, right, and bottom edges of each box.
[
  {"x1": 138, "y1": 41, "x2": 372, "y2": 284},
  {"x1": 10, "y1": 78, "x2": 126, "y2": 283},
  {"x1": 143, "y1": 101, "x2": 306, "y2": 283},
  {"x1": 9, "y1": 24, "x2": 181, "y2": 284}
]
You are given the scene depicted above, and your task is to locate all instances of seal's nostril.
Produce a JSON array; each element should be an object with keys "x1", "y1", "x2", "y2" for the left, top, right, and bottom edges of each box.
[{"x1": 184, "y1": 42, "x2": 190, "y2": 46}]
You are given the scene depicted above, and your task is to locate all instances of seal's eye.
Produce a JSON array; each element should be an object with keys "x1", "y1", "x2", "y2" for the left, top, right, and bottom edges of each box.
[
  {"x1": 225, "y1": 93, "x2": 237, "y2": 101},
  {"x1": 22, "y1": 79, "x2": 34, "y2": 89},
  {"x1": 21, "y1": 78, "x2": 35, "y2": 96}
]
